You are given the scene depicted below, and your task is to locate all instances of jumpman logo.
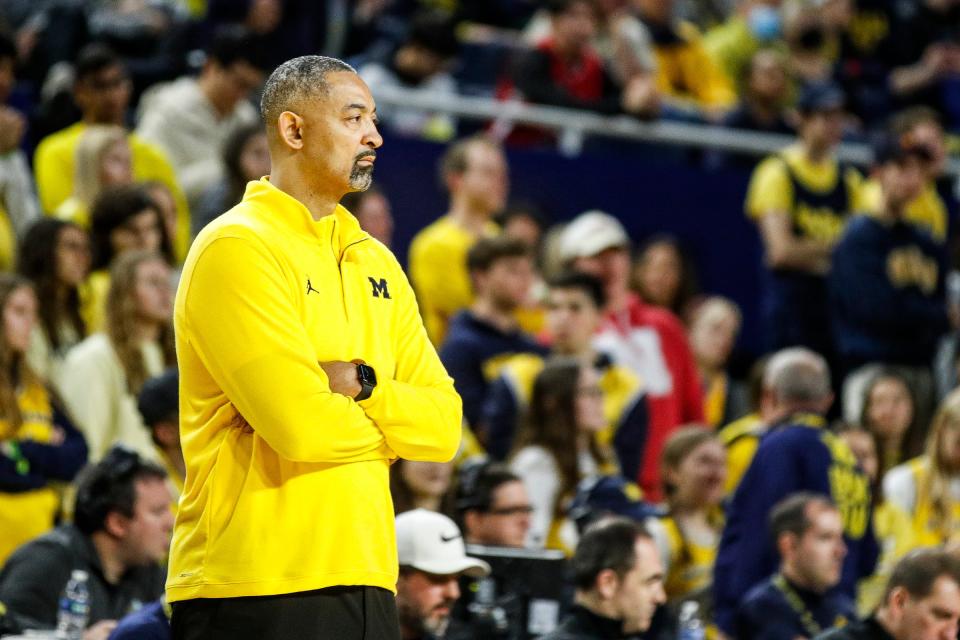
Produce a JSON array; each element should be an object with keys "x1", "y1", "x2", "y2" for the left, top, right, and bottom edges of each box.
[{"x1": 306, "y1": 278, "x2": 320, "y2": 295}]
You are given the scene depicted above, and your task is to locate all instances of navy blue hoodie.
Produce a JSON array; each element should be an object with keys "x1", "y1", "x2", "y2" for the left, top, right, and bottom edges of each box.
[
  {"x1": 438, "y1": 310, "x2": 548, "y2": 430},
  {"x1": 830, "y1": 214, "x2": 949, "y2": 371}
]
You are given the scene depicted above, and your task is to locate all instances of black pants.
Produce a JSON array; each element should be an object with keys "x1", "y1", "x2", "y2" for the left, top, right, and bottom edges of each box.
[{"x1": 170, "y1": 586, "x2": 400, "y2": 640}]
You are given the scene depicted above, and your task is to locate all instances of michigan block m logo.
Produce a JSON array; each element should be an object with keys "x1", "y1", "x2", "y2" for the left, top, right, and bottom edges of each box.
[{"x1": 368, "y1": 277, "x2": 391, "y2": 299}]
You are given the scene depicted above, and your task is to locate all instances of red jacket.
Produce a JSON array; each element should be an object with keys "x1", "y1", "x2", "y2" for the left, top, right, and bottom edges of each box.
[{"x1": 594, "y1": 294, "x2": 703, "y2": 499}]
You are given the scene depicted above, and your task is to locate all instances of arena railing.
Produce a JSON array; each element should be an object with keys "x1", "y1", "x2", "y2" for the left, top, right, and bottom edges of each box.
[{"x1": 372, "y1": 84, "x2": 960, "y2": 179}]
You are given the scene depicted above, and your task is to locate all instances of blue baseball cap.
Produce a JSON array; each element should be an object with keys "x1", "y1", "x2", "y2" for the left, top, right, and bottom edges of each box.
[{"x1": 568, "y1": 475, "x2": 663, "y2": 530}]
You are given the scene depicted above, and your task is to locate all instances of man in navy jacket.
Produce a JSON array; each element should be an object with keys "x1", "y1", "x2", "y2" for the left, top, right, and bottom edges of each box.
[
  {"x1": 736, "y1": 493, "x2": 857, "y2": 639},
  {"x1": 713, "y1": 348, "x2": 877, "y2": 636}
]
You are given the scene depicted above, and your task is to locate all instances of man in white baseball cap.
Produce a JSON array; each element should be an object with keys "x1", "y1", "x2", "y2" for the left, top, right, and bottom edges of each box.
[
  {"x1": 557, "y1": 209, "x2": 704, "y2": 503},
  {"x1": 396, "y1": 509, "x2": 491, "y2": 639},
  {"x1": 558, "y1": 209, "x2": 631, "y2": 263}
]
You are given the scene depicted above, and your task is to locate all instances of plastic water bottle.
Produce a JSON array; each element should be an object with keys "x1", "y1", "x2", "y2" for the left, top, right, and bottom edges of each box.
[
  {"x1": 55, "y1": 570, "x2": 90, "y2": 640},
  {"x1": 677, "y1": 600, "x2": 705, "y2": 640}
]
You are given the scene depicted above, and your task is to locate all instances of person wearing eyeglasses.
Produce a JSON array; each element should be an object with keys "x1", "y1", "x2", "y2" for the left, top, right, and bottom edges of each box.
[
  {"x1": 0, "y1": 446, "x2": 173, "y2": 640},
  {"x1": 456, "y1": 462, "x2": 533, "y2": 549},
  {"x1": 509, "y1": 357, "x2": 619, "y2": 553}
]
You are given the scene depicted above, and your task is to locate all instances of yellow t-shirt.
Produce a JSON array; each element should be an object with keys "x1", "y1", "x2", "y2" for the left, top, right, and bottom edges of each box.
[
  {"x1": 703, "y1": 18, "x2": 758, "y2": 89},
  {"x1": 746, "y1": 146, "x2": 864, "y2": 242},
  {"x1": 658, "y1": 514, "x2": 722, "y2": 601},
  {"x1": 408, "y1": 216, "x2": 499, "y2": 345},
  {"x1": 0, "y1": 381, "x2": 64, "y2": 565},
  {"x1": 858, "y1": 180, "x2": 947, "y2": 243},
  {"x1": 455, "y1": 422, "x2": 487, "y2": 466},
  {"x1": 654, "y1": 22, "x2": 737, "y2": 110},
  {"x1": 34, "y1": 122, "x2": 192, "y2": 263}
]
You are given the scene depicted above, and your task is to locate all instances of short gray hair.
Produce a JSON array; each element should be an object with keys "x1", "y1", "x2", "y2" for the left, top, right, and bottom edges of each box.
[
  {"x1": 763, "y1": 347, "x2": 831, "y2": 403},
  {"x1": 260, "y1": 55, "x2": 355, "y2": 127}
]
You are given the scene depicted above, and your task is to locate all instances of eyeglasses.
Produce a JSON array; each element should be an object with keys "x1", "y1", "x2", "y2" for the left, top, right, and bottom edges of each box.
[{"x1": 488, "y1": 505, "x2": 534, "y2": 517}]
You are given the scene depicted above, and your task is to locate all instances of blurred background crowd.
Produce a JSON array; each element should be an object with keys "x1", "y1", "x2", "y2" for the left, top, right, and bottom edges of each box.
[{"x1": 0, "y1": 0, "x2": 959, "y2": 638}]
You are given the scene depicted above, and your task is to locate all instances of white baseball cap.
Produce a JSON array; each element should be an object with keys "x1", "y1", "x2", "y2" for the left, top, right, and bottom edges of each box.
[
  {"x1": 559, "y1": 210, "x2": 631, "y2": 262},
  {"x1": 396, "y1": 509, "x2": 491, "y2": 577}
]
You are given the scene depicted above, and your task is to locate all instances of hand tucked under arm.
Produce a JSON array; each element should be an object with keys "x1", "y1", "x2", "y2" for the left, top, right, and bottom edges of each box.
[{"x1": 319, "y1": 360, "x2": 362, "y2": 399}]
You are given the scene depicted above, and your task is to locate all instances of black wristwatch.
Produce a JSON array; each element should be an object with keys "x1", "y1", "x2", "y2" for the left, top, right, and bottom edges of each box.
[{"x1": 354, "y1": 364, "x2": 377, "y2": 402}]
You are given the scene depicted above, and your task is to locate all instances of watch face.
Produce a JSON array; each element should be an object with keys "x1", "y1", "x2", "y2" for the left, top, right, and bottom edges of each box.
[{"x1": 358, "y1": 364, "x2": 377, "y2": 386}]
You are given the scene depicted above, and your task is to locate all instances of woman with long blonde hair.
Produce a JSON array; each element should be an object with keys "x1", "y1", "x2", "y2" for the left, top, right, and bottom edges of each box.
[
  {"x1": 54, "y1": 125, "x2": 133, "y2": 226},
  {"x1": 882, "y1": 388, "x2": 960, "y2": 559},
  {"x1": 58, "y1": 251, "x2": 175, "y2": 461},
  {"x1": 0, "y1": 273, "x2": 87, "y2": 564}
]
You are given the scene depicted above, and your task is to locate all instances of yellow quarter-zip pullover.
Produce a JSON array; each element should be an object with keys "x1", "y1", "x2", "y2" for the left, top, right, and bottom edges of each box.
[{"x1": 166, "y1": 178, "x2": 462, "y2": 602}]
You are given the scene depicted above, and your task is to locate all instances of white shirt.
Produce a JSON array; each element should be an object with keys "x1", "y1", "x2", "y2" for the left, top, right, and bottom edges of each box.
[
  {"x1": 511, "y1": 445, "x2": 599, "y2": 549},
  {"x1": 136, "y1": 76, "x2": 257, "y2": 206},
  {"x1": 358, "y1": 63, "x2": 457, "y2": 140},
  {"x1": 58, "y1": 333, "x2": 164, "y2": 462}
]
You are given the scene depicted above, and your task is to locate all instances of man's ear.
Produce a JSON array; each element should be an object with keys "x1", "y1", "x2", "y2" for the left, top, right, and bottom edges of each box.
[
  {"x1": 445, "y1": 172, "x2": 463, "y2": 195},
  {"x1": 818, "y1": 391, "x2": 835, "y2": 415},
  {"x1": 463, "y1": 510, "x2": 481, "y2": 535},
  {"x1": 155, "y1": 420, "x2": 179, "y2": 448},
  {"x1": 595, "y1": 568, "x2": 620, "y2": 600},
  {"x1": 776, "y1": 531, "x2": 793, "y2": 559},
  {"x1": 103, "y1": 510, "x2": 130, "y2": 539},
  {"x1": 277, "y1": 111, "x2": 305, "y2": 150}
]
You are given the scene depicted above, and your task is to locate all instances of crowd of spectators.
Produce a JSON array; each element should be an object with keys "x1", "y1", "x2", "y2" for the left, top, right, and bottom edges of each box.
[{"x1": 0, "y1": 0, "x2": 960, "y2": 639}]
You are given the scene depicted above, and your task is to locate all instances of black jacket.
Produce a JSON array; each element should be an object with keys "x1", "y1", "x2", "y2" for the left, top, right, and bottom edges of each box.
[
  {"x1": 540, "y1": 605, "x2": 638, "y2": 640},
  {"x1": 0, "y1": 524, "x2": 165, "y2": 631},
  {"x1": 736, "y1": 575, "x2": 857, "y2": 639},
  {"x1": 814, "y1": 616, "x2": 896, "y2": 640}
]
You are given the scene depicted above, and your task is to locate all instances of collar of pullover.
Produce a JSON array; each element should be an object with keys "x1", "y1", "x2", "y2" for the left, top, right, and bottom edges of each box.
[{"x1": 242, "y1": 178, "x2": 369, "y2": 256}]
